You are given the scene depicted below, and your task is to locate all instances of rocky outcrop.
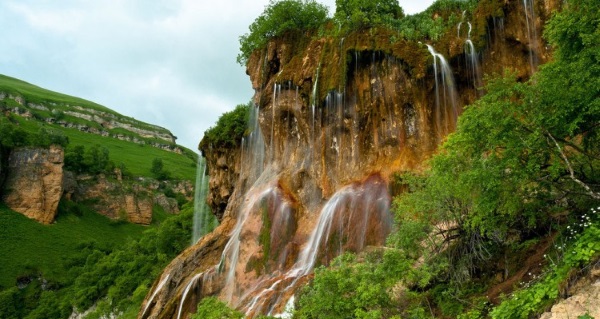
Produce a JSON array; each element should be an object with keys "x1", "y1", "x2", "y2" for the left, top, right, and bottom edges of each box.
[
  {"x1": 2, "y1": 146, "x2": 64, "y2": 224},
  {"x1": 140, "y1": 1, "x2": 561, "y2": 318},
  {"x1": 1, "y1": 86, "x2": 182, "y2": 153},
  {"x1": 540, "y1": 264, "x2": 600, "y2": 319},
  {"x1": 71, "y1": 175, "x2": 185, "y2": 225},
  {"x1": 200, "y1": 146, "x2": 241, "y2": 221}
]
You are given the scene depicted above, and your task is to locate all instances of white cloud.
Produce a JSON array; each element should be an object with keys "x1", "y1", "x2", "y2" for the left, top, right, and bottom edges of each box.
[{"x1": 0, "y1": 0, "x2": 433, "y2": 152}]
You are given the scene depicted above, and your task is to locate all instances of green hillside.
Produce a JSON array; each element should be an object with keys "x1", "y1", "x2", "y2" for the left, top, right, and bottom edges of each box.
[
  {"x1": 0, "y1": 74, "x2": 114, "y2": 114},
  {"x1": 0, "y1": 74, "x2": 197, "y2": 180},
  {"x1": 0, "y1": 74, "x2": 201, "y2": 318}
]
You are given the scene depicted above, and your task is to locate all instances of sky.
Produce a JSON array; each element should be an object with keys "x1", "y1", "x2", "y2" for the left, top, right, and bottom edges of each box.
[{"x1": 0, "y1": 0, "x2": 435, "y2": 153}]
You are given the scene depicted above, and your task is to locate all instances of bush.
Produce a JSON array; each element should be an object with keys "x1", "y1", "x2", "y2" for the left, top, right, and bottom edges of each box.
[
  {"x1": 200, "y1": 102, "x2": 251, "y2": 148},
  {"x1": 191, "y1": 297, "x2": 243, "y2": 319},
  {"x1": 151, "y1": 158, "x2": 171, "y2": 180},
  {"x1": 237, "y1": 0, "x2": 329, "y2": 65},
  {"x1": 334, "y1": 0, "x2": 404, "y2": 31},
  {"x1": 64, "y1": 144, "x2": 114, "y2": 175}
]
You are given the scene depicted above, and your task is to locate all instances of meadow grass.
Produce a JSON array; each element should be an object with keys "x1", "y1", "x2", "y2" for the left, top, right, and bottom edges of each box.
[
  {"x1": 0, "y1": 74, "x2": 114, "y2": 114},
  {"x1": 0, "y1": 203, "x2": 149, "y2": 288},
  {"x1": 11, "y1": 116, "x2": 197, "y2": 181}
]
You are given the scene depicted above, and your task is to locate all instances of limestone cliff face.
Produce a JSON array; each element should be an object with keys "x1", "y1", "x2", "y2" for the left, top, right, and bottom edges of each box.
[
  {"x1": 199, "y1": 146, "x2": 242, "y2": 222},
  {"x1": 67, "y1": 175, "x2": 189, "y2": 225},
  {"x1": 139, "y1": 1, "x2": 561, "y2": 318},
  {"x1": 2, "y1": 146, "x2": 64, "y2": 224},
  {"x1": 1, "y1": 147, "x2": 190, "y2": 225}
]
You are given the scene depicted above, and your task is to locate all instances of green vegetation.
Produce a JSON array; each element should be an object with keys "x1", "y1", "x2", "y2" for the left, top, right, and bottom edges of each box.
[
  {"x1": 150, "y1": 157, "x2": 172, "y2": 180},
  {"x1": 0, "y1": 73, "x2": 198, "y2": 180},
  {"x1": 1, "y1": 71, "x2": 199, "y2": 318},
  {"x1": 200, "y1": 102, "x2": 251, "y2": 148},
  {"x1": 237, "y1": 0, "x2": 329, "y2": 65},
  {"x1": 0, "y1": 203, "x2": 193, "y2": 318},
  {"x1": 0, "y1": 74, "x2": 113, "y2": 114},
  {"x1": 294, "y1": 0, "x2": 600, "y2": 317},
  {"x1": 191, "y1": 297, "x2": 244, "y2": 319},
  {"x1": 0, "y1": 202, "x2": 146, "y2": 289},
  {"x1": 237, "y1": 0, "x2": 479, "y2": 68},
  {"x1": 334, "y1": 0, "x2": 404, "y2": 31},
  {"x1": 0, "y1": 74, "x2": 172, "y2": 135},
  {"x1": 6, "y1": 113, "x2": 197, "y2": 180}
]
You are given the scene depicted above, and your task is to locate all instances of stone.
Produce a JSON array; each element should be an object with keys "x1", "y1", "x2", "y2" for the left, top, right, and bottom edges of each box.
[{"x1": 2, "y1": 146, "x2": 64, "y2": 224}]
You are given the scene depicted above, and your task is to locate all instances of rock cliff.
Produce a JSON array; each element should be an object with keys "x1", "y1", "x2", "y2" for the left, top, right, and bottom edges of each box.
[
  {"x1": 2, "y1": 146, "x2": 191, "y2": 225},
  {"x1": 140, "y1": 1, "x2": 561, "y2": 318},
  {"x1": 2, "y1": 146, "x2": 64, "y2": 224}
]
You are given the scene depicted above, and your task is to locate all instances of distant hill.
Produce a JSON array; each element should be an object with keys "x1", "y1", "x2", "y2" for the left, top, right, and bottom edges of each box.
[
  {"x1": 0, "y1": 74, "x2": 197, "y2": 180},
  {"x1": 0, "y1": 74, "x2": 200, "y2": 318}
]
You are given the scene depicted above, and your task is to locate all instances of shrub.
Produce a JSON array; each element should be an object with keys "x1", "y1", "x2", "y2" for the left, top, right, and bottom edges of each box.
[
  {"x1": 191, "y1": 297, "x2": 243, "y2": 319},
  {"x1": 200, "y1": 102, "x2": 250, "y2": 148},
  {"x1": 151, "y1": 158, "x2": 171, "y2": 180},
  {"x1": 237, "y1": 0, "x2": 329, "y2": 65},
  {"x1": 334, "y1": 0, "x2": 404, "y2": 31}
]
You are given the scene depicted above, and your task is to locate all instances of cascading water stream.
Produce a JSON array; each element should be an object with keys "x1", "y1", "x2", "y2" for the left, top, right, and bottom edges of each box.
[
  {"x1": 176, "y1": 273, "x2": 203, "y2": 319},
  {"x1": 192, "y1": 155, "x2": 215, "y2": 244},
  {"x1": 463, "y1": 22, "x2": 483, "y2": 94},
  {"x1": 242, "y1": 176, "x2": 392, "y2": 317},
  {"x1": 426, "y1": 44, "x2": 459, "y2": 139},
  {"x1": 141, "y1": 273, "x2": 170, "y2": 318},
  {"x1": 522, "y1": 0, "x2": 539, "y2": 73}
]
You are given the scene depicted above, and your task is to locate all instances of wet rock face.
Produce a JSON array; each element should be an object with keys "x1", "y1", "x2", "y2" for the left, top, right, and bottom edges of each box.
[
  {"x1": 140, "y1": 1, "x2": 561, "y2": 318},
  {"x1": 2, "y1": 146, "x2": 64, "y2": 224},
  {"x1": 199, "y1": 146, "x2": 242, "y2": 222}
]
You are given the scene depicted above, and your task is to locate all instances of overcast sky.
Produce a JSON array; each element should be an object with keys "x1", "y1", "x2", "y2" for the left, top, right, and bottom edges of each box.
[{"x1": 0, "y1": 0, "x2": 435, "y2": 152}]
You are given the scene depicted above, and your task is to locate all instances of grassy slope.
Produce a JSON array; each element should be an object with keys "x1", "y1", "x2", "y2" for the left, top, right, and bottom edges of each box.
[
  {"x1": 0, "y1": 203, "x2": 147, "y2": 288},
  {"x1": 0, "y1": 75, "x2": 198, "y2": 291},
  {"x1": 0, "y1": 74, "x2": 114, "y2": 114},
  {"x1": 0, "y1": 73, "x2": 198, "y2": 180}
]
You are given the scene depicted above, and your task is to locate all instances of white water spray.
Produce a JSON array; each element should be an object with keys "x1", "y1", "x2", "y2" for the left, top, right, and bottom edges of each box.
[
  {"x1": 426, "y1": 44, "x2": 459, "y2": 139},
  {"x1": 192, "y1": 156, "x2": 215, "y2": 244}
]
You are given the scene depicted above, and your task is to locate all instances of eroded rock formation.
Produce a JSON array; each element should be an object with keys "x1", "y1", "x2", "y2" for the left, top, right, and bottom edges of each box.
[
  {"x1": 139, "y1": 1, "x2": 560, "y2": 318},
  {"x1": 2, "y1": 146, "x2": 64, "y2": 224}
]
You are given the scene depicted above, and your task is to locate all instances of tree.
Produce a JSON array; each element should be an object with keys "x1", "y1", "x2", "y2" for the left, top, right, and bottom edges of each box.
[
  {"x1": 200, "y1": 102, "x2": 251, "y2": 148},
  {"x1": 151, "y1": 158, "x2": 170, "y2": 180},
  {"x1": 334, "y1": 0, "x2": 404, "y2": 31},
  {"x1": 392, "y1": 0, "x2": 600, "y2": 283},
  {"x1": 237, "y1": 0, "x2": 329, "y2": 65}
]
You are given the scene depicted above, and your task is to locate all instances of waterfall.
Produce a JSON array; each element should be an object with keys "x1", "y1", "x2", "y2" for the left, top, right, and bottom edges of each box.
[
  {"x1": 240, "y1": 175, "x2": 392, "y2": 317},
  {"x1": 176, "y1": 273, "x2": 203, "y2": 319},
  {"x1": 464, "y1": 22, "x2": 483, "y2": 94},
  {"x1": 426, "y1": 44, "x2": 459, "y2": 139},
  {"x1": 244, "y1": 103, "x2": 266, "y2": 186},
  {"x1": 141, "y1": 273, "x2": 170, "y2": 318},
  {"x1": 522, "y1": 0, "x2": 539, "y2": 73},
  {"x1": 192, "y1": 155, "x2": 215, "y2": 244}
]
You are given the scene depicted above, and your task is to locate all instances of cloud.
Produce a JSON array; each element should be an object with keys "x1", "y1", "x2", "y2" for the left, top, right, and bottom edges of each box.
[{"x1": 0, "y1": 0, "x2": 433, "y2": 152}]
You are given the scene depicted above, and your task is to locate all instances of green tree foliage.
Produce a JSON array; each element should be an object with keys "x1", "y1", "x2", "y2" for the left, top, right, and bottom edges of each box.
[
  {"x1": 151, "y1": 157, "x2": 171, "y2": 180},
  {"x1": 296, "y1": 253, "x2": 397, "y2": 319},
  {"x1": 0, "y1": 204, "x2": 194, "y2": 318},
  {"x1": 334, "y1": 0, "x2": 404, "y2": 31},
  {"x1": 200, "y1": 102, "x2": 251, "y2": 148},
  {"x1": 191, "y1": 296, "x2": 244, "y2": 319},
  {"x1": 0, "y1": 120, "x2": 67, "y2": 150},
  {"x1": 64, "y1": 144, "x2": 114, "y2": 175},
  {"x1": 237, "y1": 0, "x2": 329, "y2": 65},
  {"x1": 296, "y1": 0, "x2": 599, "y2": 316},
  {"x1": 392, "y1": 0, "x2": 600, "y2": 284}
]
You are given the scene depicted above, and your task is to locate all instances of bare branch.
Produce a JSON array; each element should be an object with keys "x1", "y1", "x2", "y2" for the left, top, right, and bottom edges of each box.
[{"x1": 546, "y1": 130, "x2": 600, "y2": 200}]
